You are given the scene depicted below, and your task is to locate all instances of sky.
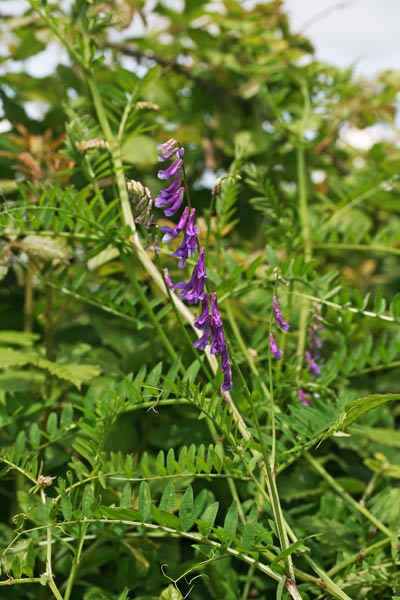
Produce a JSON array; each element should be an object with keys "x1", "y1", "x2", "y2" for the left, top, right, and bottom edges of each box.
[
  {"x1": 1, "y1": 0, "x2": 399, "y2": 145},
  {"x1": 2, "y1": 0, "x2": 400, "y2": 77},
  {"x1": 282, "y1": 0, "x2": 400, "y2": 76}
]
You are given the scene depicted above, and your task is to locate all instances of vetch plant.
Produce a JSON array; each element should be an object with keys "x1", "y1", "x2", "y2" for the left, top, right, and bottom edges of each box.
[{"x1": 0, "y1": 2, "x2": 400, "y2": 600}]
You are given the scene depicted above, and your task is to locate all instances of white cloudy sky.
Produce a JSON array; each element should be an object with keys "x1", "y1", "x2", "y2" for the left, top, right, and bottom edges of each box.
[
  {"x1": 1, "y1": 0, "x2": 399, "y2": 144},
  {"x1": 2, "y1": 0, "x2": 399, "y2": 77},
  {"x1": 283, "y1": 0, "x2": 400, "y2": 76}
]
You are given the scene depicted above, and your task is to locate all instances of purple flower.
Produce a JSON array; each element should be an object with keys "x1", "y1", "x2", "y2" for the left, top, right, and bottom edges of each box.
[
  {"x1": 193, "y1": 293, "x2": 232, "y2": 391},
  {"x1": 273, "y1": 296, "x2": 290, "y2": 331},
  {"x1": 157, "y1": 138, "x2": 182, "y2": 161},
  {"x1": 156, "y1": 139, "x2": 186, "y2": 217},
  {"x1": 173, "y1": 248, "x2": 207, "y2": 304},
  {"x1": 305, "y1": 351, "x2": 321, "y2": 376},
  {"x1": 298, "y1": 389, "x2": 311, "y2": 407},
  {"x1": 158, "y1": 157, "x2": 183, "y2": 180},
  {"x1": 160, "y1": 206, "x2": 190, "y2": 243},
  {"x1": 221, "y1": 347, "x2": 233, "y2": 392},
  {"x1": 172, "y1": 208, "x2": 199, "y2": 268},
  {"x1": 308, "y1": 322, "x2": 323, "y2": 349},
  {"x1": 163, "y1": 268, "x2": 174, "y2": 289},
  {"x1": 210, "y1": 293, "x2": 225, "y2": 354},
  {"x1": 155, "y1": 177, "x2": 185, "y2": 217},
  {"x1": 269, "y1": 333, "x2": 283, "y2": 360}
]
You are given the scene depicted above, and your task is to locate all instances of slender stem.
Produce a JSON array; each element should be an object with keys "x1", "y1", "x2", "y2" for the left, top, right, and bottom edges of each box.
[
  {"x1": 297, "y1": 146, "x2": 311, "y2": 262},
  {"x1": 296, "y1": 145, "x2": 311, "y2": 371},
  {"x1": 306, "y1": 453, "x2": 393, "y2": 537},
  {"x1": 0, "y1": 578, "x2": 43, "y2": 586},
  {"x1": 41, "y1": 490, "x2": 64, "y2": 600},
  {"x1": 63, "y1": 523, "x2": 88, "y2": 600},
  {"x1": 24, "y1": 261, "x2": 34, "y2": 333},
  {"x1": 313, "y1": 242, "x2": 400, "y2": 256},
  {"x1": 241, "y1": 564, "x2": 256, "y2": 600}
]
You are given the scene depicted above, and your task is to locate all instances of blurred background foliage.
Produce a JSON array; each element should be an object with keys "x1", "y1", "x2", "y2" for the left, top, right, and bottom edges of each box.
[{"x1": 0, "y1": 1, "x2": 399, "y2": 599}]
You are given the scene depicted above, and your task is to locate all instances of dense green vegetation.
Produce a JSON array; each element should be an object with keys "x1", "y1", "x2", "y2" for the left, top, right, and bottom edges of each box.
[{"x1": 0, "y1": 1, "x2": 399, "y2": 598}]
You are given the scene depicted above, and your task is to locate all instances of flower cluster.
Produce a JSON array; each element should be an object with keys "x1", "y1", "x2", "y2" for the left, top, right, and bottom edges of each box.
[
  {"x1": 156, "y1": 139, "x2": 232, "y2": 391},
  {"x1": 299, "y1": 304, "x2": 323, "y2": 406},
  {"x1": 269, "y1": 295, "x2": 290, "y2": 360},
  {"x1": 305, "y1": 304, "x2": 323, "y2": 377}
]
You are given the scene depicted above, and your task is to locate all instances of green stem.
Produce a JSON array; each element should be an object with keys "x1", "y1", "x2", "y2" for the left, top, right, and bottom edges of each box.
[
  {"x1": 296, "y1": 145, "x2": 311, "y2": 371},
  {"x1": 314, "y1": 242, "x2": 400, "y2": 256},
  {"x1": 297, "y1": 145, "x2": 311, "y2": 262},
  {"x1": 327, "y1": 537, "x2": 391, "y2": 577},
  {"x1": 0, "y1": 578, "x2": 43, "y2": 586},
  {"x1": 236, "y1": 450, "x2": 352, "y2": 600},
  {"x1": 63, "y1": 523, "x2": 88, "y2": 600},
  {"x1": 241, "y1": 564, "x2": 256, "y2": 600},
  {"x1": 41, "y1": 490, "x2": 64, "y2": 600},
  {"x1": 306, "y1": 453, "x2": 393, "y2": 537}
]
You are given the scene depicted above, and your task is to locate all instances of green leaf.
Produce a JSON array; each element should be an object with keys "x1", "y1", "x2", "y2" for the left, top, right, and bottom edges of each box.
[
  {"x1": 35, "y1": 359, "x2": 101, "y2": 390},
  {"x1": 100, "y1": 506, "x2": 142, "y2": 522},
  {"x1": 120, "y1": 483, "x2": 131, "y2": 509},
  {"x1": 61, "y1": 490, "x2": 73, "y2": 520},
  {"x1": 159, "y1": 584, "x2": 184, "y2": 600},
  {"x1": 271, "y1": 539, "x2": 307, "y2": 565},
  {"x1": 361, "y1": 427, "x2": 400, "y2": 447},
  {"x1": 223, "y1": 501, "x2": 238, "y2": 536},
  {"x1": 82, "y1": 485, "x2": 94, "y2": 517},
  {"x1": 151, "y1": 505, "x2": 180, "y2": 529},
  {"x1": 179, "y1": 485, "x2": 194, "y2": 532},
  {"x1": 0, "y1": 349, "x2": 101, "y2": 389},
  {"x1": 138, "y1": 481, "x2": 152, "y2": 520},
  {"x1": 0, "y1": 331, "x2": 39, "y2": 346},
  {"x1": 11, "y1": 555, "x2": 22, "y2": 579},
  {"x1": 159, "y1": 482, "x2": 176, "y2": 513},
  {"x1": 324, "y1": 394, "x2": 400, "y2": 439},
  {"x1": 46, "y1": 412, "x2": 58, "y2": 437},
  {"x1": 122, "y1": 134, "x2": 158, "y2": 166},
  {"x1": 196, "y1": 502, "x2": 219, "y2": 537}
]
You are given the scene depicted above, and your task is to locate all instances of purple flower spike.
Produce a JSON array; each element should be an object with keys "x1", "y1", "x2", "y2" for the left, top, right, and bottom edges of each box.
[
  {"x1": 299, "y1": 389, "x2": 311, "y2": 407},
  {"x1": 174, "y1": 248, "x2": 207, "y2": 304},
  {"x1": 193, "y1": 293, "x2": 233, "y2": 391},
  {"x1": 210, "y1": 294, "x2": 226, "y2": 355},
  {"x1": 305, "y1": 351, "x2": 321, "y2": 376},
  {"x1": 158, "y1": 157, "x2": 183, "y2": 180},
  {"x1": 163, "y1": 268, "x2": 174, "y2": 289},
  {"x1": 273, "y1": 296, "x2": 290, "y2": 331},
  {"x1": 160, "y1": 206, "x2": 190, "y2": 243},
  {"x1": 157, "y1": 138, "x2": 180, "y2": 161},
  {"x1": 193, "y1": 314, "x2": 212, "y2": 350},
  {"x1": 172, "y1": 208, "x2": 199, "y2": 268},
  {"x1": 221, "y1": 347, "x2": 233, "y2": 392},
  {"x1": 269, "y1": 333, "x2": 283, "y2": 360},
  {"x1": 155, "y1": 180, "x2": 185, "y2": 217},
  {"x1": 195, "y1": 295, "x2": 210, "y2": 329},
  {"x1": 163, "y1": 187, "x2": 185, "y2": 217}
]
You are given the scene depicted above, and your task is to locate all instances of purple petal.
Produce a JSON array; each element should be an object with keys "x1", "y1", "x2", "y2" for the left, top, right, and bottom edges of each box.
[
  {"x1": 273, "y1": 296, "x2": 290, "y2": 331},
  {"x1": 305, "y1": 351, "x2": 321, "y2": 376},
  {"x1": 269, "y1": 333, "x2": 283, "y2": 360},
  {"x1": 158, "y1": 158, "x2": 183, "y2": 180},
  {"x1": 221, "y1": 348, "x2": 233, "y2": 391},
  {"x1": 195, "y1": 295, "x2": 210, "y2": 329},
  {"x1": 160, "y1": 206, "x2": 190, "y2": 243}
]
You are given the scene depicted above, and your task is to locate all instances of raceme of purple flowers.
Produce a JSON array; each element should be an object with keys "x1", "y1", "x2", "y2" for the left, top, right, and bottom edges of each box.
[
  {"x1": 156, "y1": 139, "x2": 232, "y2": 391},
  {"x1": 299, "y1": 305, "x2": 324, "y2": 406},
  {"x1": 306, "y1": 306, "x2": 323, "y2": 377},
  {"x1": 269, "y1": 295, "x2": 290, "y2": 360}
]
